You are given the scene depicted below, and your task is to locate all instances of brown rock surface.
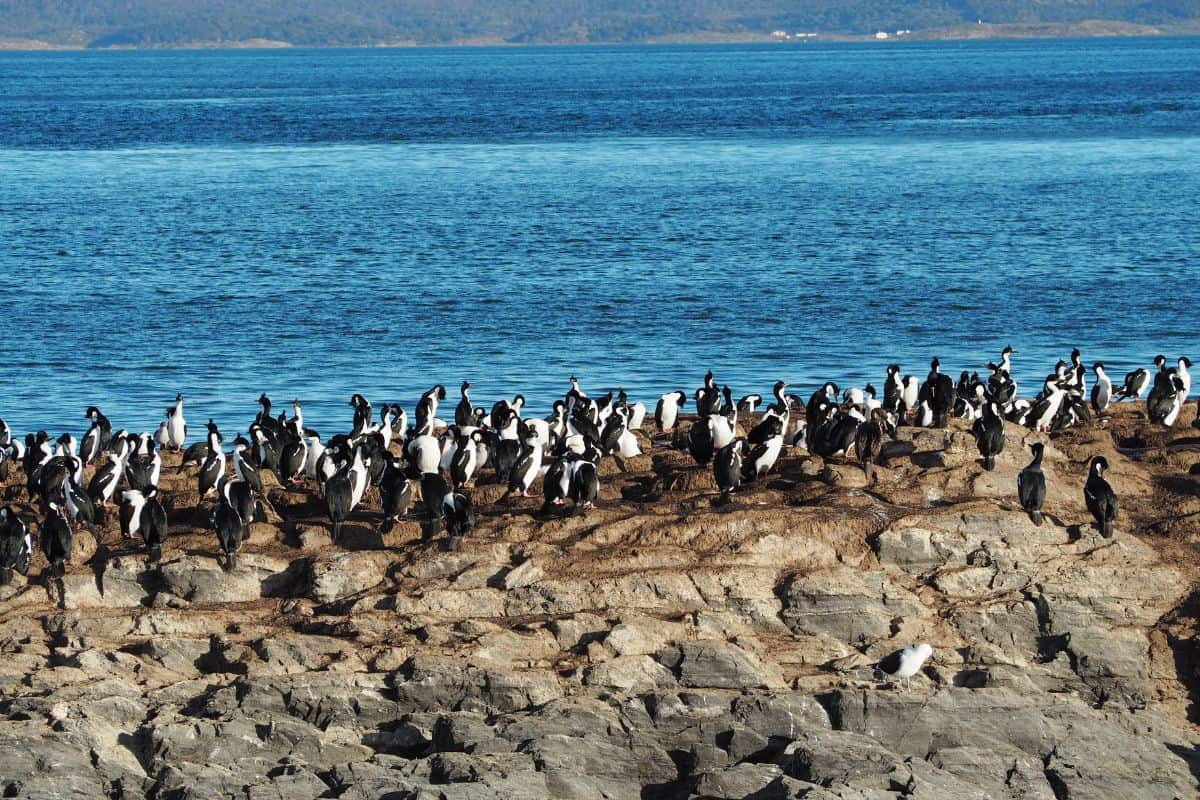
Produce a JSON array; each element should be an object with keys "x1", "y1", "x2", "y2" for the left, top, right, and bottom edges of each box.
[{"x1": 1, "y1": 402, "x2": 1199, "y2": 798}]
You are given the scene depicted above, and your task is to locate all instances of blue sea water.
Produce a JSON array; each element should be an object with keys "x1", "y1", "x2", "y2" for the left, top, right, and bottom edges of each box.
[{"x1": 0, "y1": 39, "x2": 1197, "y2": 438}]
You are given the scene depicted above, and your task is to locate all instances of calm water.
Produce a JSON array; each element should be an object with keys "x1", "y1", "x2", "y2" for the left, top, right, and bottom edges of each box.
[{"x1": 0, "y1": 39, "x2": 1198, "y2": 438}]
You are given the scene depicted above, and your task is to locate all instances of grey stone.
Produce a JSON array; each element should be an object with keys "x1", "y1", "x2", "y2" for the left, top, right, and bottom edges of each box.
[
  {"x1": 502, "y1": 559, "x2": 544, "y2": 590},
  {"x1": 779, "y1": 569, "x2": 925, "y2": 644},
  {"x1": 157, "y1": 555, "x2": 267, "y2": 603},
  {"x1": 585, "y1": 655, "x2": 679, "y2": 693},
  {"x1": 308, "y1": 551, "x2": 390, "y2": 603},
  {"x1": 776, "y1": 729, "x2": 906, "y2": 791},
  {"x1": 390, "y1": 655, "x2": 563, "y2": 713},
  {"x1": 691, "y1": 763, "x2": 788, "y2": 799},
  {"x1": 657, "y1": 641, "x2": 785, "y2": 689}
]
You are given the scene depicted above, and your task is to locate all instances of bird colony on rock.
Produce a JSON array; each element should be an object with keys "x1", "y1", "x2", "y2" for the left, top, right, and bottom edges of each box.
[{"x1": 0, "y1": 349, "x2": 1190, "y2": 588}]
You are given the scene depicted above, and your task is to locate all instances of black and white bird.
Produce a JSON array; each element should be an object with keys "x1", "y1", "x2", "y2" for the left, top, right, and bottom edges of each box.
[
  {"x1": 883, "y1": 365, "x2": 903, "y2": 413},
  {"x1": 303, "y1": 434, "x2": 326, "y2": 481},
  {"x1": 1068, "y1": 348, "x2": 1086, "y2": 397},
  {"x1": 805, "y1": 381, "x2": 838, "y2": 434},
  {"x1": 198, "y1": 422, "x2": 226, "y2": 498},
  {"x1": 277, "y1": 425, "x2": 308, "y2": 488},
  {"x1": 655, "y1": 391, "x2": 687, "y2": 434},
  {"x1": 544, "y1": 401, "x2": 568, "y2": 439},
  {"x1": 1017, "y1": 442, "x2": 1047, "y2": 526},
  {"x1": 379, "y1": 456, "x2": 413, "y2": 534},
  {"x1": 696, "y1": 371, "x2": 721, "y2": 416},
  {"x1": 737, "y1": 394, "x2": 763, "y2": 416},
  {"x1": 81, "y1": 406, "x2": 111, "y2": 465},
  {"x1": 1026, "y1": 380, "x2": 1068, "y2": 433},
  {"x1": 420, "y1": 471, "x2": 450, "y2": 537},
  {"x1": 119, "y1": 489, "x2": 147, "y2": 541},
  {"x1": 124, "y1": 443, "x2": 161, "y2": 493},
  {"x1": 350, "y1": 393, "x2": 373, "y2": 437},
  {"x1": 323, "y1": 467, "x2": 354, "y2": 544},
  {"x1": 687, "y1": 415, "x2": 716, "y2": 466},
  {"x1": 744, "y1": 417, "x2": 783, "y2": 482},
  {"x1": 568, "y1": 452, "x2": 600, "y2": 515},
  {"x1": 854, "y1": 408, "x2": 890, "y2": 482},
  {"x1": 324, "y1": 445, "x2": 368, "y2": 542},
  {"x1": 971, "y1": 401, "x2": 1005, "y2": 471},
  {"x1": 490, "y1": 395, "x2": 526, "y2": 429},
  {"x1": 490, "y1": 427, "x2": 523, "y2": 486},
  {"x1": 87, "y1": 450, "x2": 124, "y2": 511},
  {"x1": 504, "y1": 430, "x2": 543, "y2": 500},
  {"x1": 1090, "y1": 363, "x2": 1112, "y2": 414},
  {"x1": 809, "y1": 402, "x2": 862, "y2": 458},
  {"x1": 1115, "y1": 364, "x2": 1152, "y2": 402},
  {"x1": 1084, "y1": 455, "x2": 1117, "y2": 538},
  {"x1": 121, "y1": 488, "x2": 168, "y2": 561},
  {"x1": 900, "y1": 375, "x2": 920, "y2": 414},
  {"x1": 154, "y1": 422, "x2": 170, "y2": 451},
  {"x1": 249, "y1": 422, "x2": 281, "y2": 473},
  {"x1": 443, "y1": 491, "x2": 474, "y2": 549},
  {"x1": 0, "y1": 442, "x2": 13, "y2": 484},
  {"x1": 920, "y1": 358, "x2": 955, "y2": 428},
  {"x1": 253, "y1": 394, "x2": 277, "y2": 432},
  {"x1": 415, "y1": 384, "x2": 446, "y2": 431},
  {"x1": 540, "y1": 456, "x2": 572, "y2": 515},
  {"x1": 62, "y1": 474, "x2": 96, "y2": 532},
  {"x1": 986, "y1": 363, "x2": 1017, "y2": 408},
  {"x1": 179, "y1": 436, "x2": 211, "y2": 474},
  {"x1": 913, "y1": 399, "x2": 934, "y2": 427},
  {"x1": 141, "y1": 488, "x2": 169, "y2": 562},
  {"x1": 876, "y1": 643, "x2": 933, "y2": 690},
  {"x1": 710, "y1": 402, "x2": 736, "y2": 451},
  {"x1": 407, "y1": 429, "x2": 443, "y2": 476},
  {"x1": 0, "y1": 506, "x2": 32, "y2": 586},
  {"x1": 713, "y1": 439, "x2": 745, "y2": 504},
  {"x1": 165, "y1": 393, "x2": 187, "y2": 451},
  {"x1": 212, "y1": 477, "x2": 253, "y2": 570},
  {"x1": 1162, "y1": 375, "x2": 1188, "y2": 427},
  {"x1": 454, "y1": 381, "x2": 474, "y2": 427},
  {"x1": 565, "y1": 375, "x2": 588, "y2": 415},
  {"x1": 1174, "y1": 356, "x2": 1193, "y2": 397},
  {"x1": 1149, "y1": 372, "x2": 1187, "y2": 427},
  {"x1": 450, "y1": 429, "x2": 483, "y2": 490},
  {"x1": 233, "y1": 437, "x2": 265, "y2": 495},
  {"x1": 41, "y1": 500, "x2": 73, "y2": 577},
  {"x1": 989, "y1": 345, "x2": 1016, "y2": 377}
]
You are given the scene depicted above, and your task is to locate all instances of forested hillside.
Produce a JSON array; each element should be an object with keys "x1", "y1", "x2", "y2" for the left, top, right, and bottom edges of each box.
[{"x1": 1, "y1": 0, "x2": 1197, "y2": 47}]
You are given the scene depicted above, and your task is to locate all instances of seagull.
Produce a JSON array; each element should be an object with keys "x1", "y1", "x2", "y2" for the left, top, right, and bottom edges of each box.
[{"x1": 876, "y1": 643, "x2": 933, "y2": 690}]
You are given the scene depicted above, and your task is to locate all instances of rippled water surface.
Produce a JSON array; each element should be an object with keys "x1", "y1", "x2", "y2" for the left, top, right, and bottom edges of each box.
[{"x1": 0, "y1": 39, "x2": 1197, "y2": 436}]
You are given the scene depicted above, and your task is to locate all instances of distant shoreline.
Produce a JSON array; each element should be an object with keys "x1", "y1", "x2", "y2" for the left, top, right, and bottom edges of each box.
[{"x1": 2, "y1": 19, "x2": 1198, "y2": 52}]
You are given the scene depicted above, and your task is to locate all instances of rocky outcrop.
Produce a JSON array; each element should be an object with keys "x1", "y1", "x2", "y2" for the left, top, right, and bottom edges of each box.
[{"x1": 1, "y1": 404, "x2": 1199, "y2": 798}]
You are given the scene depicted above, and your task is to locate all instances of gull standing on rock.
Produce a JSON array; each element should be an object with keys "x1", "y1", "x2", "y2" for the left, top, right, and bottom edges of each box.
[{"x1": 877, "y1": 643, "x2": 933, "y2": 690}]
